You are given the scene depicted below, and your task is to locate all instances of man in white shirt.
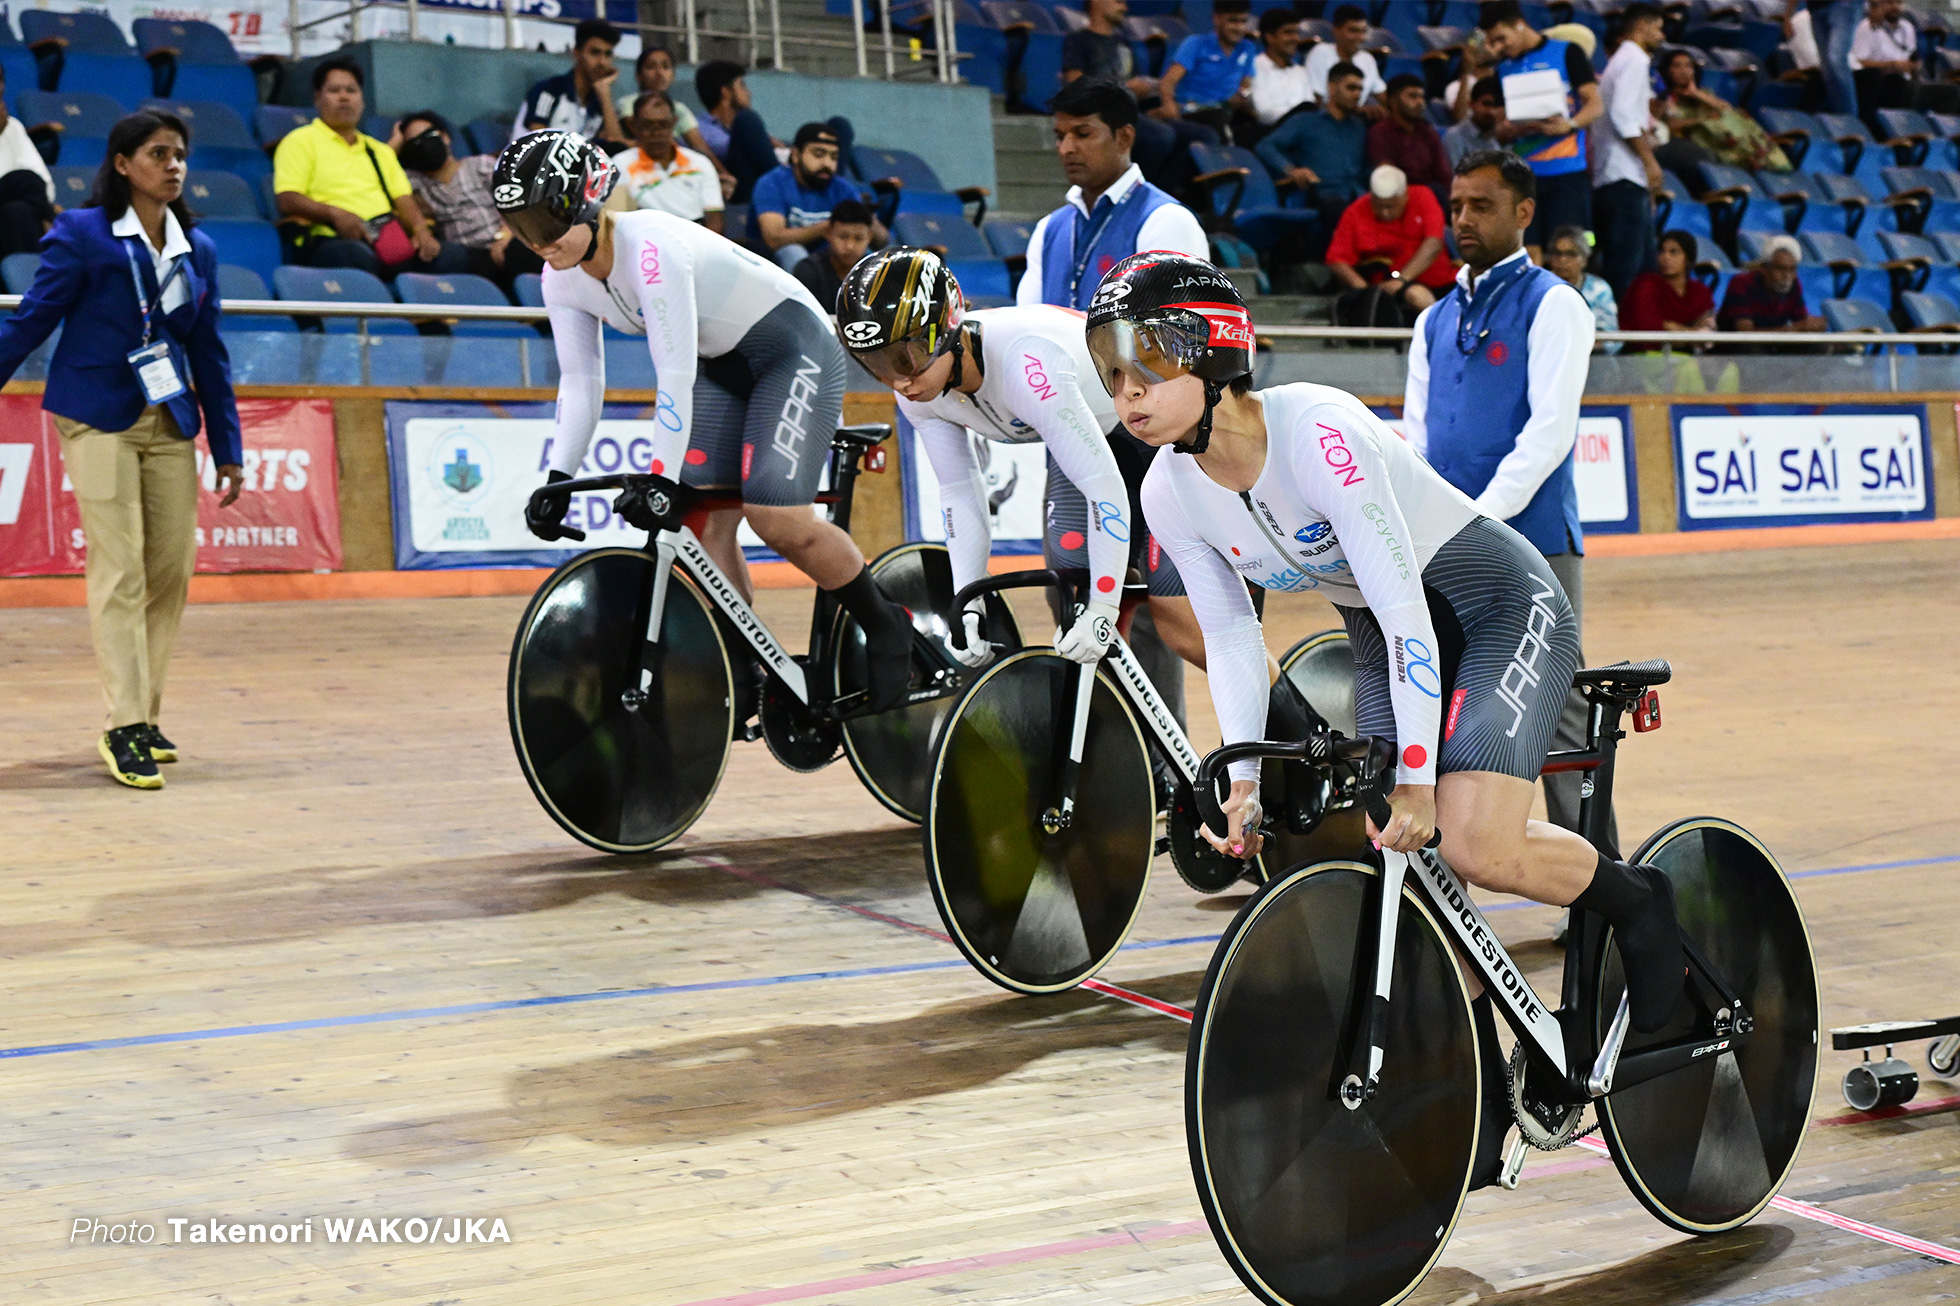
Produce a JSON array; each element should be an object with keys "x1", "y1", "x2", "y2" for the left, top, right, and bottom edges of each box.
[
  {"x1": 608, "y1": 92, "x2": 725, "y2": 232},
  {"x1": 1303, "y1": 4, "x2": 1386, "y2": 117},
  {"x1": 1250, "y1": 10, "x2": 1313, "y2": 128},
  {"x1": 1405, "y1": 148, "x2": 1614, "y2": 855},
  {"x1": 1848, "y1": 0, "x2": 1957, "y2": 117},
  {"x1": 1590, "y1": 2, "x2": 1664, "y2": 304},
  {"x1": 0, "y1": 62, "x2": 54, "y2": 258}
]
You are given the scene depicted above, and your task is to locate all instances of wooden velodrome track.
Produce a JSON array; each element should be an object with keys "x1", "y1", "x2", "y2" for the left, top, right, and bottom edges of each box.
[{"x1": 2, "y1": 537, "x2": 1957, "y2": 1305}]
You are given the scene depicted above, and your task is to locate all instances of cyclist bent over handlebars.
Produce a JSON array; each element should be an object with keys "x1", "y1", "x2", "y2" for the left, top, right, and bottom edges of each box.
[{"x1": 494, "y1": 130, "x2": 914, "y2": 710}]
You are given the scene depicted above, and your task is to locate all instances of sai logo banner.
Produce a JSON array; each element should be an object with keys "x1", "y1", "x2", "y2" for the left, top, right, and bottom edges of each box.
[{"x1": 1673, "y1": 404, "x2": 1932, "y2": 529}]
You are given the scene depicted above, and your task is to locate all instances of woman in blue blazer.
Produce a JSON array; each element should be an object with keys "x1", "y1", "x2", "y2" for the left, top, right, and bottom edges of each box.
[{"x1": 0, "y1": 108, "x2": 244, "y2": 789}]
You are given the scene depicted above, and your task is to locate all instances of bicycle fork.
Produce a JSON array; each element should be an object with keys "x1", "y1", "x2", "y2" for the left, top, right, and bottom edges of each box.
[
  {"x1": 1344, "y1": 847, "x2": 1412, "y2": 1110},
  {"x1": 1043, "y1": 658, "x2": 1099, "y2": 835}
]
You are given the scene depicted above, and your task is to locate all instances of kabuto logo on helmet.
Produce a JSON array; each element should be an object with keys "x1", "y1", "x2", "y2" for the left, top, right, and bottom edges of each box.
[
  {"x1": 1093, "y1": 280, "x2": 1131, "y2": 306},
  {"x1": 842, "y1": 320, "x2": 883, "y2": 347},
  {"x1": 493, "y1": 182, "x2": 525, "y2": 206}
]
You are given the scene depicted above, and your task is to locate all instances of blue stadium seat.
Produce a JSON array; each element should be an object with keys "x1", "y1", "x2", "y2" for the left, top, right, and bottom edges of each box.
[
  {"x1": 1800, "y1": 230, "x2": 1894, "y2": 304},
  {"x1": 893, "y1": 211, "x2": 994, "y2": 260},
  {"x1": 360, "y1": 113, "x2": 393, "y2": 143},
  {"x1": 19, "y1": 89, "x2": 122, "y2": 168},
  {"x1": 1821, "y1": 296, "x2": 1894, "y2": 334},
  {"x1": 394, "y1": 271, "x2": 532, "y2": 337},
  {"x1": 131, "y1": 19, "x2": 257, "y2": 121},
  {"x1": 1796, "y1": 262, "x2": 1837, "y2": 310},
  {"x1": 979, "y1": 1, "x2": 1063, "y2": 112},
  {"x1": 1703, "y1": 47, "x2": 1763, "y2": 107},
  {"x1": 2, "y1": 252, "x2": 39, "y2": 292},
  {"x1": 1699, "y1": 162, "x2": 1792, "y2": 237},
  {"x1": 1929, "y1": 231, "x2": 1960, "y2": 264},
  {"x1": 947, "y1": 259, "x2": 1011, "y2": 301},
  {"x1": 1876, "y1": 108, "x2": 1938, "y2": 166},
  {"x1": 1879, "y1": 165, "x2": 1960, "y2": 233},
  {"x1": 48, "y1": 164, "x2": 93, "y2": 208},
  {"x1": 144, "y1": 98, "x2": 266, "y2": 179},
  {"x1": 603, "y1": 338, "x2": 657, "y2": 388},
  {"x1": 1817, "y1": 112, "x2": 1889, "y2": 190},
  {"x1": 56, "y1": 54, "x2": 154, "y2": 107},
  {"x1": 464, "y1": 116, "x2": 511, "y2": 158},
  {"x1": 21, "y1": 10, "x2": 129, "y2": 54},
  {"x1": 254, "y1": 104, "x2": 311, "y2": 149},
  {"x1": 512, "y1": 272, "x2": 544, "y2": 308},
  {"x1": 1900, "y1": 289, "x2": 1960, "y2": 331},
  {"x1": 1123, "y1": 14, "x2": 1187, "y2": 77},
  {"x1": 1759, "y1": 108, "x2": 1841, "y2": 173},
  {"x1": 1416, "y1": 24, "x2": 1467, "y2": 53},
  {"x1": 1655, "y1": 171, "x2": 1715, "y2": 245},
  {"x1": 982, "y1": 215, "x2": 1036, "y2": 262},
  {"x1": 0, "y1": 47, "x2": 37, "y2": 102},
  {"x1": 1767, "y1": 170, "x2": 1864, "y2": 235},
  {"x1": 133, "y1": 18, "x2": 242, "y2": 64},
  {"x1": 1876, "y1": 230, "x2": 1960, "y2": 303},
  {"x1": 272, "y1": 265, "x2": 417, "y2": 335},
  {"x1": 853, "y1": 144, "x2": 986, "y2": 223},
  {"x1": 184, "y1": 170, "x2": 260, "y2": 219},
  {"x1": 1189, "y1": 142, "x2": 1317, "y2": 251},
  {"x1": 200, "y1": 217, "x2": 283, "y2": 289},
  {"x1": 215, "y1": 263, "x2": 297, "y2": 332}
]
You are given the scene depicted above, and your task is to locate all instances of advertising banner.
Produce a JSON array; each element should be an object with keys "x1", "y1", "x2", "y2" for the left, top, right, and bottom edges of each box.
[
  {"x1": 0, "y1": 396, "x2": 341, "y2": 576},
  {"x1": 1673, "y1": 404, "x2": 1932, "y2": 529},
  {"x1": 900, "y1": 412, "x2": 1051, "y2": 556}
]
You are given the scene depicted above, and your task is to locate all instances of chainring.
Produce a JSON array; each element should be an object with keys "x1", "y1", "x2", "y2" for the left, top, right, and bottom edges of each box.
[
  {"x1": 1509, "y1": 1040, "x2": 1587, "y2": 1150},
  {"x1": 759, "y1": 660, "x2": 841, "y2": 772},
  {"x1": 1166, "y1": 780, "x2": 1260, "y2": 893}
]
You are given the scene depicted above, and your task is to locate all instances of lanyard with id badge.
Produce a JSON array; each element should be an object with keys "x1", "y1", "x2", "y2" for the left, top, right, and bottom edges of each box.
[{"x1": 125, "y1": 240, "x2": 188, "y2": 405}]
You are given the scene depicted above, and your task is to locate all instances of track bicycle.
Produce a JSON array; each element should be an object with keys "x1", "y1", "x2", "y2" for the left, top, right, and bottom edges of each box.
[
  {"x1": 1184, "y1": 660, "x2": 1820, "y2": 1306},
  {"x1": 920, "y1": 569, "x2": 1362, "y2": 995},
  {"x1": 508, "y1": 423, "x2": 1021, "y2": 852}
]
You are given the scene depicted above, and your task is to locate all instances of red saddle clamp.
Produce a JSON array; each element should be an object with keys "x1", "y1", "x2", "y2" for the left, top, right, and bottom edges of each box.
[{"x1": 1632, "y1": 689, "x2": 1662, "y2": 732}]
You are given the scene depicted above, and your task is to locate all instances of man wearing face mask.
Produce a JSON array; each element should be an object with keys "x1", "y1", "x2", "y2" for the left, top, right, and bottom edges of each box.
[{"x1": 392, "y1": 110, "x2": 544, "y2": 292}]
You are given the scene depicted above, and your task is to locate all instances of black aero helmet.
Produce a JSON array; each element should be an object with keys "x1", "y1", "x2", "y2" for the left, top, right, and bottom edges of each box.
[
  {"x1": 834, "y1": 246, "x2": 967, "y2": 381},
  {"x1": 1085, "y1": 251, "x2": 1253, "y2": 453},
  {"x1": 492, "y1": 129, "x2": 618, "y2": 249}
]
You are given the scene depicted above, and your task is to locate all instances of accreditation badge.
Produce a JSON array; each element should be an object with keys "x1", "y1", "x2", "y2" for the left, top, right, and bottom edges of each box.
[{"x1": 127, "y1": 340, "x2": 186, "y2": 405}]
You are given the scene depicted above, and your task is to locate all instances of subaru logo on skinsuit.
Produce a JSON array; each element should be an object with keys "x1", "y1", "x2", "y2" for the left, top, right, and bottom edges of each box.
[{"x1": 1295, "y1": 521, "x2": 1330, "y2": 544}]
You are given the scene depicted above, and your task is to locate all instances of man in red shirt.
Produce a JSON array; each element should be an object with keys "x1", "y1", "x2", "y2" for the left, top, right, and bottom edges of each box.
[
  {"x1": 1367, "y1": 73, "x2": 1452, "y2": 210},
  {"x1": 1326, "y1": 163, "x2": 1455, "y2": 321}
]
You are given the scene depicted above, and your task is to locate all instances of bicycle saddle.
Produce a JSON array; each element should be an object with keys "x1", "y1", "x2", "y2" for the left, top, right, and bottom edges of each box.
[
  {"x1": 831, "y1": 424, "x2": 893, "y2": 452},
  {"x1": 1571, "y1": 659, "x2": 1673, "y2": 693}
]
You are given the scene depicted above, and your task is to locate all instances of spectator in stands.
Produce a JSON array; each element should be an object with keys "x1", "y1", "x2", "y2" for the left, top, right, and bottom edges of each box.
[
  {"x1": 608, "y1": 93, "x2": 725, "y2": 233},
  {"x1": 1064, "y1": 0, "x2": 1154, "y2": 98},
  {"x1": 394, "y1": 110, "x2": 543, "y2": 292},
  {"x1": 1803, "y1": 0, "x2": 1861, "y2": 117},
  {"x1": 696, "y1": 61, "x2": 783, "y2": 205},
  {"x1": 620, "y1": 45, "x2": 734, "y2": 200},
  {"x1": 1621, "y1": 229, "x2": 1715, "y2": 340},
  {"x1": 791, "y1": 198, "x2": 873, "y2": 312},
  {"x1": 1849, "y1": 0, "x2": 1960, "y2": 122},
  {"x1": 1479, "y1": 0, "x2": 1602, "y2": 257},
  {"x1": 749, "y1": 123, "x2": 881, "y2": 271},
  {"x1": 1304, "y1": 4, "x2": 1386, "y2": 115},
  {"x1": 1445, "y1": 76, "x2": 1505, "y2": 166},
  {"x1": 0, "y1": 109, "x2": 242, "y2": 790},
  {"x1": 1591, "y1": 3, "x2": 1664, "y2": 305},
  {"x1": 275, "y1": 59, "x2": 462, "y2": 278},
  {"x1": 1250, "y1": 10, "x2": 1312, "y2": 132},
  {"x1": 1255, "y1": 61, "x2": 1370, "y2": 236},
  {"x1": 1368, "y1": 74, "x2": 1451, "y2": 209},
  {"x1": 1655, "y1": 49, "x2": 1792, "y2": 173},
  {"x1": 0, "y1": 63, "x2": 54, "y2": 259},
  {"x1": 515, "y1": 18, "x2": 628, "y2": 151},
  {"x1": 1543, "y1": 224, "x2": 1622, "y2": 354},
  {"x1": 1718, "y1": 233, "x2": 1826, "y2": 339},
  {"x1": 1443, "y1": 30, "x2": 1496, "y2": 122},
  {"x1": 1160, "y1": 0, "x2": 1257, "y2": 138},
  {"x1": 1326, "y1": 164, "x2": 1455, "y2": 324}
]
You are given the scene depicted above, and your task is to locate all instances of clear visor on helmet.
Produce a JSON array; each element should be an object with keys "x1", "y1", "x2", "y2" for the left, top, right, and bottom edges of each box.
[
  {"x1": 1085, "y1": 317, "x2": 1207, "y2": 396},
  {"x1": 502, "y1": 203, "x2": 576, "y2": 251},
  {"x1": 850, "y1": 331, "x2": 943, "y2": 380}
]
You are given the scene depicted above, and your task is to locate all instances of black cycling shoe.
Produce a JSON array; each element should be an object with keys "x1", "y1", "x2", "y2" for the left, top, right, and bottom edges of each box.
[
  {"x1": 1574, "y1": 857, "x2": 1684, "y2": 1034},
  {"x1": 143, "y1": 724, "x2": 178, "y2": 763},
  {"x1": 831, "y1": 568, "x2": 915, "y2": 714},
  {"x1": 1468, "y1": 994, "x2": 1511, "y2": 1191},
  {"x1": 98, "y1": 724, "x2": 163, "y2": 790}
]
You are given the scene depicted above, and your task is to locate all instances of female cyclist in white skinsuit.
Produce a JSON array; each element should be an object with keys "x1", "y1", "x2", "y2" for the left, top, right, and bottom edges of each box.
[
  {"x1": 833, "y1": 246, "x2": 1198, "y2": 670},
  {"x1": 493, "y1": 130, "x2": 915, "y2": 709},
  {"x1": 1086, "y1": 250, "x2": 1685, "y2": 1182}
]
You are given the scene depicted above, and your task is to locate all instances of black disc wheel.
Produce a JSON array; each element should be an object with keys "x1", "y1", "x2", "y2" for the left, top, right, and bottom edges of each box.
[
  {"x1": 509, "y1": 548, "x2": 734, "y2": 853},
  {"x1": 1264, "y1": 630, "x2": 1366, "y2": 878},
  {"x1": 1597, "y1": 818, "x2": 1820, "y2": 1234},
  {"x1": 1187, "y1": 860, "x2": 1481, "y2": 1306},
  {"x1": 837, "y1": 542, "x2": 1022, "y2": 823},
  {"x1": 761, "y1": 660, "x2": 841, "y2": 772},
  {"x1": 925, "y1": 649, "x2": 1153, "y2": 994},
  {"x1": 1280, "y1": 629, "x2": 1356, "y2": 736}
]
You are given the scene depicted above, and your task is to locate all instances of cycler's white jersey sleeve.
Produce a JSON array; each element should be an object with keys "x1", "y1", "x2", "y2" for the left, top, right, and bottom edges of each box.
[
  {"x1": 904, "y1": 398, "x2": 994, "y2": 598},
  {"x1": 998, "y1": 331, "x2": 1131, "y2": 602},
  {"x1": 623, "y1": 221, "x2": 699, "y2": 479},
  {"x1": 1290, "y1": 403, "x2": 1442, "y2": 787},
  {"x1": 546, "y1": 300, "x2": 605, "y2": 477},
  {"x1": 1139, "y1": 462, "x2": 1269, "y2": 786}
]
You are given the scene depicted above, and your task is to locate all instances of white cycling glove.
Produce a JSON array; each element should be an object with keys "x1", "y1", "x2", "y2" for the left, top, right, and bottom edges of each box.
[
  {"x1": 947, "y1": 607, "x2": 995, "y2": 670},
  {"x1": 1055, "y1": 601, "x2": 1120, "y2": 665}
]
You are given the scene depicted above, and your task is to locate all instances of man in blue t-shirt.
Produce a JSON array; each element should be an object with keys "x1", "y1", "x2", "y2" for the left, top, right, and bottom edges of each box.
[
  {"x1": 747, "y1": 122, "x2": 886, "y2": 270},
  {"x1": 1160, "y1": 0, "x2": 1256, "y2": 137}
]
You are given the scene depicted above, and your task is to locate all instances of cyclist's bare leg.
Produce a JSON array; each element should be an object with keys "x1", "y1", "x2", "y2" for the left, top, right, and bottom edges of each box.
[
  {"x1": 1434, "y1": 770, "x2": 1597, "y2": 906},
  {"x1": 697, "y1": 508, "x2": 754, "y2": 604},
  {"x1": 742, "y1": 505, "x2": 865, "y2": 589}
]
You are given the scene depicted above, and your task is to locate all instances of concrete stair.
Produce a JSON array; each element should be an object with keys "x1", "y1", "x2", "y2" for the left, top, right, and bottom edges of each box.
[{"x1": 990, "y1": 108, "x2": 1064, "y2": 220}]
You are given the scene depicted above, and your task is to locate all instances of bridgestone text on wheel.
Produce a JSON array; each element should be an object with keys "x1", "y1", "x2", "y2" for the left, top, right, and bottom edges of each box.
[
  {"x1": 924, "y1": 650, "x2": 1153, "y2": 994},
  {"x1": 1597, "y1": 818, "x2": 1820, "y2": 1234},
  {"x1": 509, "y1": 548, "x2": 733, "y2": 853},
  {"x1": 1187, "y1": 860, "x2": 1480, "y2": 1306}
]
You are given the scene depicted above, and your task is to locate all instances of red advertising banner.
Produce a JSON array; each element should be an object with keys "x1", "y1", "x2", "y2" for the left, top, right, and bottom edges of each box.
[{"x1": 0, "y1": 396, "x2": 342, "y2": 576}]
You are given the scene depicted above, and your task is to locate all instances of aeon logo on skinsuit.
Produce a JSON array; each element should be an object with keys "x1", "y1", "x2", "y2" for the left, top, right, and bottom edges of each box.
[
  {"x1": 639, "y1": 243, "x2": 662, "y2": 285},
  {"x1": 1022, "y1": 354, "x2": 1056, "y2": 402}
]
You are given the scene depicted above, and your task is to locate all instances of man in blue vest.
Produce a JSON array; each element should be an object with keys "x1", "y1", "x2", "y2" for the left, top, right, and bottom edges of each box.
[
  {"x1": 1403, "y1": 149, "x2": 1616, "y2": 882},
  {"x1": 1478, "y1": 0, "x2": 1601, "y2": 259},
  {"x1": 1016, "y1": 76, "x2": 1211, "y2": 735}
]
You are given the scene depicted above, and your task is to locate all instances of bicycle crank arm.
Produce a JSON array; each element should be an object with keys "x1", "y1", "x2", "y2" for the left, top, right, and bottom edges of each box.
[
  {"x1": 1588, "y1": 993, "x2": 1632, "y2": 1096},
  {"x1": 1598, "y1": 1024, "x2": 1756, "y2": 1097}
]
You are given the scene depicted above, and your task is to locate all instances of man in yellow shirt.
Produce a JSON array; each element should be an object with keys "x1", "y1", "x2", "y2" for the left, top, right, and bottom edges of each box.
[{"x1": 274, "y1": 57, "x2": 462, "y2": 276}]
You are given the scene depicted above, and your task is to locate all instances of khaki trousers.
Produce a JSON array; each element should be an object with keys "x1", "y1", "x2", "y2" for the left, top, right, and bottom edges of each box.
[{"x1": 54, "y1": 407, "x2": 198, "y2": 730}]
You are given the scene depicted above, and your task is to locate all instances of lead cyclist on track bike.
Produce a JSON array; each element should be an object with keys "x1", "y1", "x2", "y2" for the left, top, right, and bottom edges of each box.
[
  {"x1": 834, "y1": 246, "x2": 1213, "y2": 677},
  {"x1": 493, "y1": 129, "x2": 915, "y2": 710},
  {"x1": 1087, "y1": 251, "x2": 1686, "y2": 1183}
]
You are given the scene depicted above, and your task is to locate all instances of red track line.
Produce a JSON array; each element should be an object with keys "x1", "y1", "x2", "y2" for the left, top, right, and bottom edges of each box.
[
  {"x1": 1080, "y1": 977, "x2": 1194, "y2": 1023},
  {"x1": 1813, "y1": 1092, "x2": 1960, "y2": 1126}
]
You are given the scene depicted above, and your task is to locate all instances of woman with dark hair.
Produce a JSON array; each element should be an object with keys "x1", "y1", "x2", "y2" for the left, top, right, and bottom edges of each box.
[
  {"x1": 1619, "y1": 228, "x2": 1716, "y2": 340},
  {"x1": 1655, "y1": 47, "x2": 1790, "y2": 173},
  {"x1": 0, "y1": 109, "x2": 242, "y2": 790}
]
